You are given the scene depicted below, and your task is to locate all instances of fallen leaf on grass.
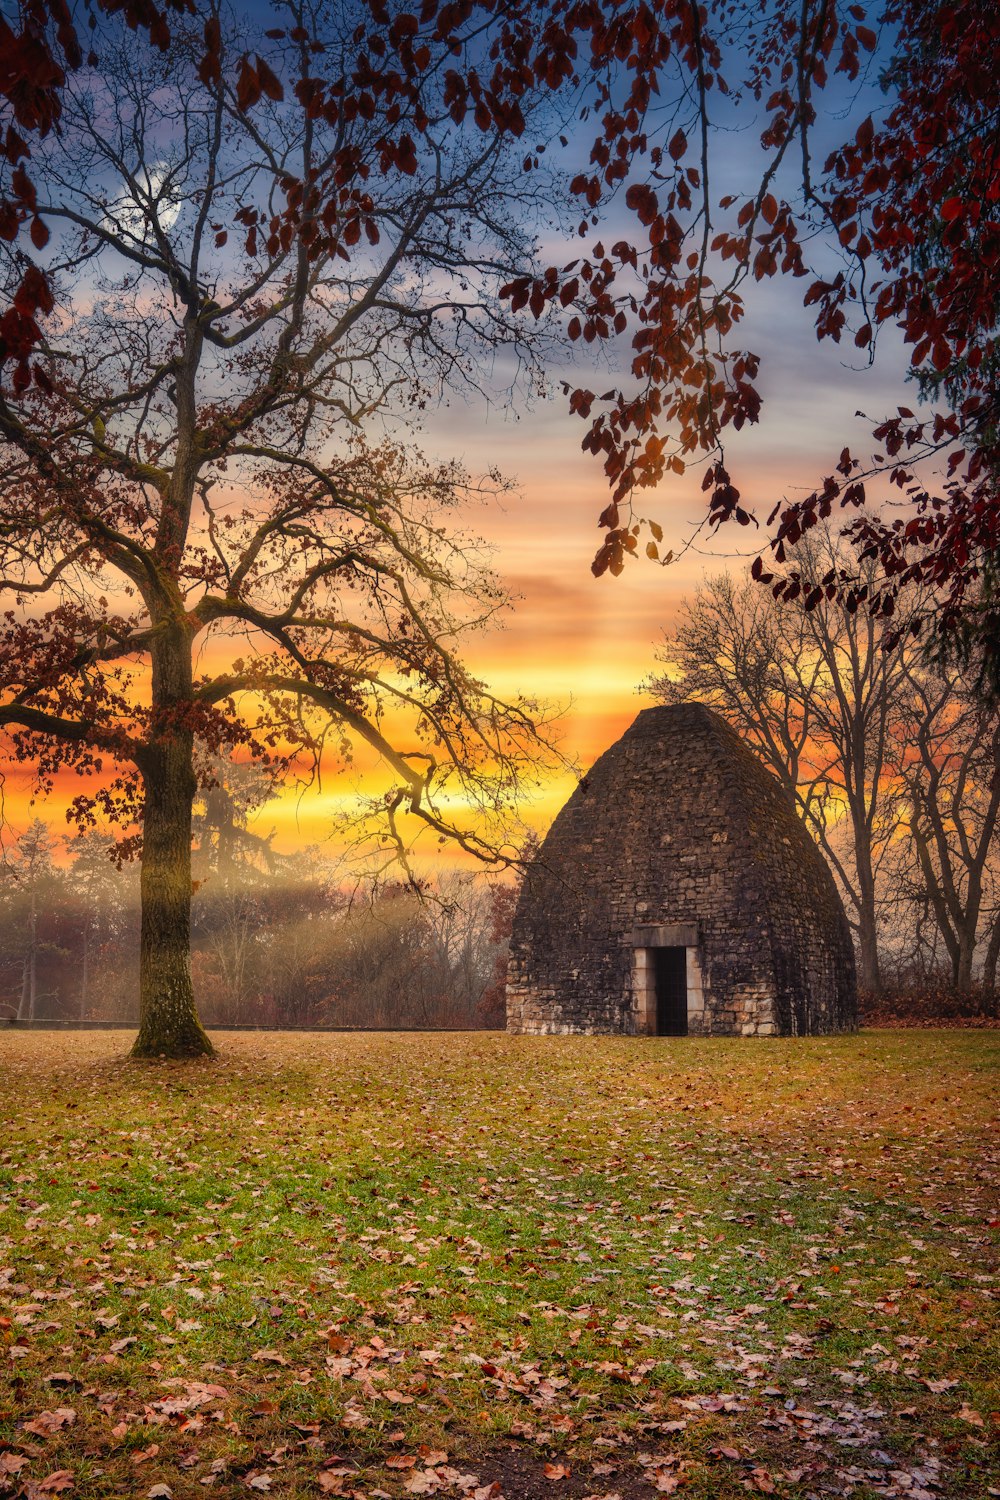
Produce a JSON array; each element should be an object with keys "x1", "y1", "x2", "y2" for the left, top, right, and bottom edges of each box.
[
  {"x1": 957, "y1": 1403, "x2": 984, "y2": 1426},
  {"x1": 23, "y1": 1408, "x2": 76, "y2": 1436},
  {"x1": 404, "y1": 1471, "x2": 441, "y2": 1494},
  {"x1": 153, "y1": 1380, "x2": 229, "y2": 1414},
  {"x1": 340, "y1": 1405, "x2": 370, "y2": 1430},
  {"x1": 37, "y1": 1472, "x2": 75, "y2": 1494},
  {"x1": 746, "y1": 1470, "x2": 776, "y2": 1495},
  {"x1": 251, "y1": 1350, "x2": 289, "y2": 1366}
]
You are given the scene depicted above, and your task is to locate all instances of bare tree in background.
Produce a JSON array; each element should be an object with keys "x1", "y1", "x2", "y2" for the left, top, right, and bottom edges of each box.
[
  {"x1": 1, "y1": 820, "x2": 63, "y2": 1021},
  {"x1": 422, "y1": 872, "x2": 511, "y2": 1025},
  {"x1": 65, "y1": 829, "x2": 124, "y2": 1018},
  {"x1": 893, "y1": 656, "x2": 1000, "y2": 990},
  {"x1": 649, "y1": 530, "x2": 920, "y2": 992}
]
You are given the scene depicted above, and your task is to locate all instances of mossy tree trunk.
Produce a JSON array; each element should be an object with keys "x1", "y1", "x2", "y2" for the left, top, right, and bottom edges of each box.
[{"x1": 131, "y1": 620, "x2": 213, "y2": 1060}]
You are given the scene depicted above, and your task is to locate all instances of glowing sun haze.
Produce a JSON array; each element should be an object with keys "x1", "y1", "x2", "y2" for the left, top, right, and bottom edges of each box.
[{"x1": 1, "y1": 268, "x2": 913, "y2": 866}]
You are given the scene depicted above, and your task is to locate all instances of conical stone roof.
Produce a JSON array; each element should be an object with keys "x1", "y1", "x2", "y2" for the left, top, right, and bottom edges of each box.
[{"x1": 507, "y1": 703, "x2": 857, "y2": 1036}]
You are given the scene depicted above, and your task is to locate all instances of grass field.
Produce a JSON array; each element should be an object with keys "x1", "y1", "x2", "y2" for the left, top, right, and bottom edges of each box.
[{"x1": 0, "y1": 1030, "x2": 996, "y2": 1500}]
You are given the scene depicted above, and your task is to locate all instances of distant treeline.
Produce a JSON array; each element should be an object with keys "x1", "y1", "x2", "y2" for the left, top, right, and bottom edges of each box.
[{"x1": 0, "y1": 819, "x2": 514, "y2": 1030}]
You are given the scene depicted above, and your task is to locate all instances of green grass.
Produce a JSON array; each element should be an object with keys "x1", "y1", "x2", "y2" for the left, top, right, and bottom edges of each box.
[{"x1": 0, "y1": 1029, "x2": 996, "y2": 1499}]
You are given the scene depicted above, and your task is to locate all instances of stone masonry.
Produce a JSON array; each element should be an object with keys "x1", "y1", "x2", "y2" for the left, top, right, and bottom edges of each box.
[{"x1": 506, "y1": 703, "x2": 857, "y2": 1036}]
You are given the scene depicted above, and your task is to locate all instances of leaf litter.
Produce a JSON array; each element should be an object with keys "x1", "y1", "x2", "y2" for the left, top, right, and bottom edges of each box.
[{"x1": 0, "y1": 1029, "x2": 996, "y2": 1498}]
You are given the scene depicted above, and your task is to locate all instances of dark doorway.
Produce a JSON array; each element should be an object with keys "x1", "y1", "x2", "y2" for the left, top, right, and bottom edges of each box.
[{"x1": 654, "y1": 947, "x2": 688, "y2": 1035}]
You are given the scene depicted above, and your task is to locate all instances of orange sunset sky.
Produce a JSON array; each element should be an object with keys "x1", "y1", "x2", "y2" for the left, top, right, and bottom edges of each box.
[
  {"x1": 1, "y1": 38, "x2": 922, "y2": 873},
  {"x1": 3, "y1": 274, "x2": 912, "y2": 869}
]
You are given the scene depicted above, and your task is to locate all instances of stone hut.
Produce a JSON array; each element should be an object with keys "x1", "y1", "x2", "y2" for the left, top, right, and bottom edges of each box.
[{"x1": 506, "y1": 703, "x2": 856, "y2": 1036}]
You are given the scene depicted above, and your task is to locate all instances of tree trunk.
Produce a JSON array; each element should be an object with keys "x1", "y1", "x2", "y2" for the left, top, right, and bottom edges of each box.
[
  {"x1": 983, "y1": 917, "x2": 1000, "y2": 1013},
  {"x1": 131, "y1": 731, "x2": 213, "y2": 1059},
  {"x1": 17, "y1": 954, "x2": 28, "y2": 1022},
  {"x1": 955, "y1": 923, "x2": 977, "y2": 990},
  {"x1": 856, "y1": 909, "x2": 881, "y2": 992},
  {"x1": 854, "y1": 839, "x2": 882, "y2": 993},
  {"x1": 28, "y1": 916, "x2": 36, "y2": 1021},
  {"x1": 19, "y1": 890, "x2": 38, "y2": 1022},
  {"x1": 80, "y1": 922, "x2": 90, "y2": 1020}
]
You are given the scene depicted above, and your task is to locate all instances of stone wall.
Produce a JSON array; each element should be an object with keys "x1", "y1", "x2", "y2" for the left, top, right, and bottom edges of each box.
[{"x1": 506, "y1": 704, "x2": 856, "y2": 1036}]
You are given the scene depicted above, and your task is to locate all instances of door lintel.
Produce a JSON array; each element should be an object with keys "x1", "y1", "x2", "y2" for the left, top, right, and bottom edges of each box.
[{"x1": 632, "y1": 922, "x2": 699, "y2": 948}]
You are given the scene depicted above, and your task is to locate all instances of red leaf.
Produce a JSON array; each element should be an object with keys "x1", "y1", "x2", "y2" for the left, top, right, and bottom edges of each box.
[
  {"x1": 255, "y1": 56, "x2": 284, "y2": 102},
  {"x1": 395, "y1": 134, "x2": 418, "y2": 175},
  {"x1": 624, "y1": 183, "x2": 658, "y2": 226},
  {"x1": 15, "y1": 265, "x2": 54, "y2": 316},
  {"x1": 0, "y1": 203, "x2": 20, "y2": 241},
  {"x1": 236, "y1": 57, "x2": 261, "y2": 112}
]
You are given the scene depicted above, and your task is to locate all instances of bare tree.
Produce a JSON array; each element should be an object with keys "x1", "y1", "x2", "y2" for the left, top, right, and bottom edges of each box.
[
  {"x1": 191, "y1": 750, "x2": 295, "y2": 1024},
  {"x1": 0, "y1": 3, "x2": 559, "y2": 1056},
  {"x1": 1, "y1": 820, "x2": 63, "y2": 1021},
  {"x1": 894, "y1": 656, "x2": 1000, "y2": 989},
  {"x1": 649, "y1": 532, "x2": 918, "y2": 991},
  {"x1": 65, "y1": 829, "x2": 124, "y2": 1018},
  {"x1": 421, "y1": 871, "x2": 510, "y2": 1025}
]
